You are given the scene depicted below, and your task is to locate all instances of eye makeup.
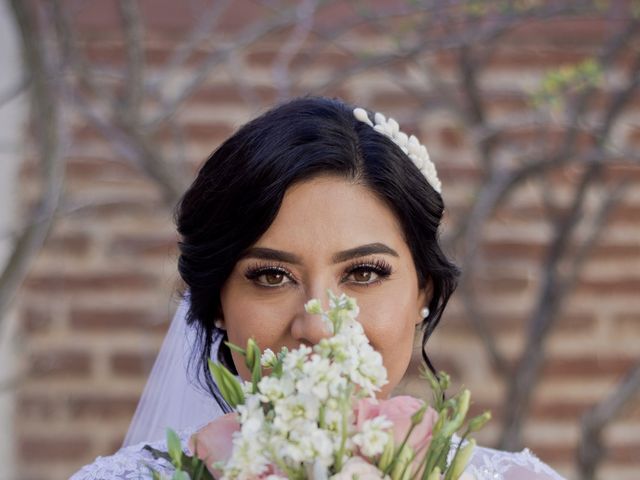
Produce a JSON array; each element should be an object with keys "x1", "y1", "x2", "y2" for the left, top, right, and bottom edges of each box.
[{"x1": 243, "y1": 257, "x2": 394, "y2": 289}]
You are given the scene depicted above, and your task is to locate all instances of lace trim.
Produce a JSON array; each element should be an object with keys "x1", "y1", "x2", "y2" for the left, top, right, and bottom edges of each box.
[
  {"x1": 71, "y1": 429, "x2": 564, "y2": 480},
  {"x1": 70, "y1": 428, "x2": 197, "y2": 480},
  {"x1": 467, "y1": 445, "x2": 565, "y2": 480}
]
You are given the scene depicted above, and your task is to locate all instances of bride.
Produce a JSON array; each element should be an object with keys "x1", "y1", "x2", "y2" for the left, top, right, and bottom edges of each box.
[{"x1": 71, "y1": 96, "x2": 564, "y2": 480}]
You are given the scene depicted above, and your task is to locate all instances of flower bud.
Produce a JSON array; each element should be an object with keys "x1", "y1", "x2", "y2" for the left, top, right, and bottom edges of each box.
[
  {"x1": 448, "y1": 439, "x2": 475, "y2": 480},
  {"x1": 468, "y1": 411, "x2": 491, "y2": 433},
  {"x1": 426, "y1": 466, "x2": 441, "y2": 480},
  {"x1": 390, "y1": 444, "x2": 414, "y2": 480},
  {"x1": 304, "y1": 298, "x2": 323, "y2": 315},
  {"x1": 410, "y1": 403, "x2": 429, "y2": 426},
  {"x1": 377, "y1": 433, "x2": 396, "y2": 473}
]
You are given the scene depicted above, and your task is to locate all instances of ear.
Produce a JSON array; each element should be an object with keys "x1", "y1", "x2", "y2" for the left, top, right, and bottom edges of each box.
[{"x1": 416, "y1": 278, "x2": 434, "y2": 325}]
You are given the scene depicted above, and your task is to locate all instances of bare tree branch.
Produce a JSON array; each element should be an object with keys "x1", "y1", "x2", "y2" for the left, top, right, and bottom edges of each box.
[
  {"x1": 117, "y1": 0, "x2": 145, "y2": 124},
  {"x1": 1, "y1": 0, "x2": 65, "y2": 324},
  {"x1": 272, "y1": 0, "x2": 319, "y2": 100},
  {"x1": 577, "y1": 361, "x2": 640, "y2": 480},
  {"x1": 150, "y1": 0, "x2": 232, "y2": 94},
  {"x1": 497, "y1": 22, "x2": 640, "y2": 448},
  {"x1": 147, "y1": 10, "x2": 300, "y2": 130}
]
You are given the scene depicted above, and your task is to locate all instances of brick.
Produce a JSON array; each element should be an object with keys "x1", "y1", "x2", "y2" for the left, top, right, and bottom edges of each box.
[
  {"x1": 530, "y1": 399, "x2": 595, "y2": 420},
  {"x1": 67, "y1": 394, "x2": 139, "y2": 420},
  {"x1": 65, "y1": 156, "x2": 140, "y2": 180},
  {"x1": 482, "y1": 240, "x2": 546, "y2": 260},
  {"x1": 18, "y1": 395, "x2": 59, "y2": 419},
  {"x1": 442, "y1": 312, "x2": 596, "y2": 336},
  {"x1": 108, "y1": 234, "x2": 178, "y2": 258},
  {"x1": 69, "y1": 307, "x2": 168, "y2": 332},
  {"x1": 614, "y1": 313, "x2": 640, "y2": 333},
  {"x1": 44, "y1": 232, "x2": 92, "y2": 256},
  {"x1": 369, "y1": 90, "x2": 426, "y2": 111},
  {"x1": 607, "y1": 205, "x2": 640, "y2": 225},
  {"x1": 576, "y1": 277, "x2": 640, "y2": 296},
  {"x1": 486, "y1": 49, "x2": 592, "y2": 69},
  {"x1": 473, "y1": 275, "x2": 531, "y2": 294},
  {"x1": 29, "y1": 350, "x2": 92, "y2": 378},
  {"x1": 542, "y1": 356, "x2": 636, "y2": 379},
  {"x1": 602, "y1": 165, "x2": 640, "y2": 183},
  {"x1": 22, "y1": 307, "x2": 53, "y2": 333},
  {"x1": 82, "y1": 200, "x2": 160, "y2": 218},
  {"x1": 23, "y1": 272, "x2": 156, "y2": 294},
  {"x1": 188, "y1": 85, "x2": 277, "y2": 105},
  {"x1": 19, "y1": 435, "x2": 92, "y2": 462},
  {"x1": 439, "y1": 126, "x2": 466, "y2": 149},
  {"x1": 505, "y1": 17, "x2": 612, "y2": 46},
  {"x1": 110, "y1": 351, "x2": 157, "y2": 376}
]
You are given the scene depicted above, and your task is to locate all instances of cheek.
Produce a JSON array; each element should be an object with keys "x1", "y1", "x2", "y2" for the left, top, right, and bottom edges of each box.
[
  {"x1": 220, "y1": 280, "x2": 297, "y2": 377},
  {"x1": 363, "y1": 297, "x2": 419, "y2": 390}
]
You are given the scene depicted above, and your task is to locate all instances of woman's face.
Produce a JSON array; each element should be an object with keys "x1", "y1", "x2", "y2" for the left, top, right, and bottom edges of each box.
[{"x1": 219, "y1": 175, "x2": 430, "y2": 398}]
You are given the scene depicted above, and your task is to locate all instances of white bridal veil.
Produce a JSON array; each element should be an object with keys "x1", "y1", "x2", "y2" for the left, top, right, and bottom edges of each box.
[{"x1": 123, "y1": 291, "x2": 225, "y2": 447}]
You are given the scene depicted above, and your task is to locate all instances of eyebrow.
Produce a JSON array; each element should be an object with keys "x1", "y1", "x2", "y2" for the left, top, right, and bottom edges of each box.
[{"x1": 239, "y1": 242, "x2": 399, "y2": 265}]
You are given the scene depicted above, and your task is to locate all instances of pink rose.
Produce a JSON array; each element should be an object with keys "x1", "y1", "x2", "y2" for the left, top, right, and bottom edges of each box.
[
  {"x1": 188, "y1": 413, "x2": 240, "y2": 476},
  {"x1": 355, "y1": 395, "x2": 439, "y2": 454},
  {"x1": 332, "y1": 456, "x2": 386, "y2": 480}
]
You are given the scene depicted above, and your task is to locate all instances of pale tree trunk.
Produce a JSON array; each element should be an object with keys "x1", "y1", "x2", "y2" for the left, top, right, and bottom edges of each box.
[{"x1": 0, "y1": 0, "x2": 28, "y2": 477}]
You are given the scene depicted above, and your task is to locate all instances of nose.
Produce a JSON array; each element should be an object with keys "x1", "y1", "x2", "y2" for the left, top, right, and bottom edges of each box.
[{"x1": 290, "y1": 284, "x2": 337, "y2": 347}]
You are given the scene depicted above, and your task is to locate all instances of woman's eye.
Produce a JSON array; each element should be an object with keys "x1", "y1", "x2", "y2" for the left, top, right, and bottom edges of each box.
[
  {"x1": 262, "y1": 272, "x2": 287, "y2": 285},
  {"x1": 252, "y1": 269, "x2": 292, "y2": 287},
  {"x1": 346, "y1": 268, "x2": 380, "y2": 284}
]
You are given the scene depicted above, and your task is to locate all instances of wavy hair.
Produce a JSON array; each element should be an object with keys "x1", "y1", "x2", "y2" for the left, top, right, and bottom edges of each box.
[{"x1": 174, "y1": 96, "x2": 460, "y2": 411}]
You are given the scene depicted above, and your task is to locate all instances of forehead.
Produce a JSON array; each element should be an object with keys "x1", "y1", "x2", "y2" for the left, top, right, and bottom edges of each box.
[{"x1": 253, "y1": 175, "x2": 407, "y2": 255}]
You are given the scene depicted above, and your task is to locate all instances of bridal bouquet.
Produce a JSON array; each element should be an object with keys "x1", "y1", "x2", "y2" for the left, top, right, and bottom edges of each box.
[{"x1": 147, "y1": 291, "x2": 490, "y2": 480}]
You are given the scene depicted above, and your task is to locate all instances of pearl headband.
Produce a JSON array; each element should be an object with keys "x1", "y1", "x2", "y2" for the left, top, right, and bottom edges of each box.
[{"x1": 353, "y1": 107, "x2": 441, "y2": 194}]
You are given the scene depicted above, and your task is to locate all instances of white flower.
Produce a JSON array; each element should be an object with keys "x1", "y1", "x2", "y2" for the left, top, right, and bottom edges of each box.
[
  {"x1": 261, "y1": 348, "x2": 277, "y2": 368},
  {"x1": 258, "y1": 375, "x2": 294, "y2": 403},
  {"x1": 353, "y1": 416, "x2": 393, "y2": 458},
  {"x1": 330, "y1": 456, "x2": 388, "y2": 480},
  {"x1": 305, "y1": 298, "x2": 324, "y2": 315}
]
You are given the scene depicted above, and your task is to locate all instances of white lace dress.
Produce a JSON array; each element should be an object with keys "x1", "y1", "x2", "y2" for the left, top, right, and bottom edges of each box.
[{"x1": 70, "y1": 428, "x2": 566, "y2": 480}]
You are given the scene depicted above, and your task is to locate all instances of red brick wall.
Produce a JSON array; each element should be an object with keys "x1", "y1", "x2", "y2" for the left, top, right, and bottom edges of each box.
[{"x1": 13, "y1": 2, "x2": 640, "y2": 479}]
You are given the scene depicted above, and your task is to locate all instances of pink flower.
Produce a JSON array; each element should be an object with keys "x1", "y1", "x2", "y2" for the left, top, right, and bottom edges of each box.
[
  {"x1": 355, "y1": 395, "x2": 439, "y2": 454},
  {"x1": 332, "y1": 456, "x2": 387, "y2": 480},
  {"x1": 188, "y1": 413, "x2": 240, "y2": 476}
]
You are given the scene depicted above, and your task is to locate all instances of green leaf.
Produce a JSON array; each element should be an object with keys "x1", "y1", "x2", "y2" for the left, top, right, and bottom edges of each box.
[
  {"x1": 172, "y1": 470, "x2": 190, "y2": 480},
  {"x1": 208, "y1": 359, "x2": 245, "y2": 407},
  {"x1": 166, "y1": 429, "x2": 183, "y2": 469},
  {"x1": 224, "y1": 341, "x2": 246, "y2": 355}
]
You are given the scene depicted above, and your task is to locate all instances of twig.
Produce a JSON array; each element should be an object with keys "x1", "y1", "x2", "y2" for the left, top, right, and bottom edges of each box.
[
  {"x1": 147, "y1": 10, "x2": 298, "y2": 130},
  {"x1": 272, "y1": 0, "x2": 318, "y2": 101},
  {"x1": 151, "y1": 0, "x2": 231, "y2": 93},
  {"x1": 577, "y1": 361, "x2": 640, "y2": 480},
  {"x1": 2, "y1": 0, "x2": 66, "y2": 324},
  {"x1": 117, "y1": 0, "x2": 145, "y2": 124}
]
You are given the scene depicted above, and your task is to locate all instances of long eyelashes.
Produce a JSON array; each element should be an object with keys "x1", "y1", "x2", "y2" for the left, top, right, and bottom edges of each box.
[{"x1": 243, "y1": 258, "x2": 393, "y2": 289}]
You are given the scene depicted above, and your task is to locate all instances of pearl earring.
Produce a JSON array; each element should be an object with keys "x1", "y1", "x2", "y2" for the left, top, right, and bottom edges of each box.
[
  {"x1": 214, "y1": 319, "x2": 225, "y2": 330},
  {"x1": 420, "y1": 307, "x2": 430, "y2": 319}
]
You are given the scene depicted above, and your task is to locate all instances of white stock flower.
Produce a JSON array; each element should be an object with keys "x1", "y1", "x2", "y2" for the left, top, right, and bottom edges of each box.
[
  {"x1": 353, "y1": 416, "x2": 393, "y2": 458},
  {"x1": 258, "y1": 375, "x2": 294, "y2": 403},
  {"x1": 260, "y1": 348, "x2": 277, "y2": 368}
]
